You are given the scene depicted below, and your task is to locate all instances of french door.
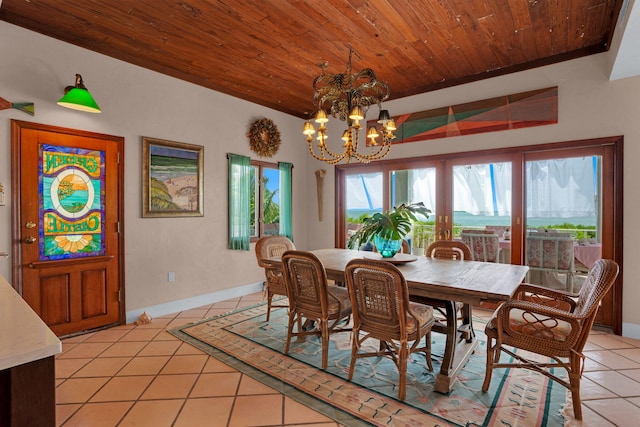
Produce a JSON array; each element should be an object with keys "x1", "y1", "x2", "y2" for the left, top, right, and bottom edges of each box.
[{"x1": 336, "y1": 136, "x2": 623, "y2": 332}]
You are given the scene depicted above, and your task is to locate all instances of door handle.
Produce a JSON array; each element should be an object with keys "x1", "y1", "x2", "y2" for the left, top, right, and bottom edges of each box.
[
  {"x1": 24, "y1": 236, "x2": 37, "y2": 244},
  {"x1": 436, "y1": 228, "x2": 452, "y2": 240}
]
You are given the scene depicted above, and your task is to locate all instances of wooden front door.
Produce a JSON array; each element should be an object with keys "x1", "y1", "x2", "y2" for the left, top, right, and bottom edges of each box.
[{"x1": 11, "y1": 120, "x2": 124, "y2": 337}]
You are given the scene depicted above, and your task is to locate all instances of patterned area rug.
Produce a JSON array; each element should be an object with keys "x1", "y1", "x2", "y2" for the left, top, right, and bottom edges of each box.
[{"x1": 169, "y1": 301, "x2": 567, "y2": 426}]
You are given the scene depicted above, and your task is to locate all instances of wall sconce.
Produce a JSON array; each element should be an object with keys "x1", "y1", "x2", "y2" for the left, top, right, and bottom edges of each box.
[{"x1": 57, "y1": 74, "x2": 101, "y2": 113}]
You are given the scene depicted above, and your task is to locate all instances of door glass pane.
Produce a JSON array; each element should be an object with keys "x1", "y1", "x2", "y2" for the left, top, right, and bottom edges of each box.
[
  {"x1": 390, "y1": 168, "x2": 436, "y2": 254},
  {"x1": 345, "y1": 172, "x2": 383, "y2": 248},
  {"x1": 452, "y1": 162, "x2": 512, "y2": 236},
  {"x1": 525, "y1": 156, "x2": 601, "y2": 292},
  {"x1": 40, "y1": 144, "x2": 106, "y2": 260},
  {"x1": 263, "y1": 167, "x2": 280, "y2": 235},
  {"x1": 452, "y1": 162, "x2": 512, "y2": 263}
]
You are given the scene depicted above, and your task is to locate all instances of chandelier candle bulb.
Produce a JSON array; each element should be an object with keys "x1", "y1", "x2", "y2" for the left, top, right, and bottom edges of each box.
[
  {"x1": 303, "y1": 121, "x2": 315, "y2": 136},
  {"x1": 315, "y1": 109, "x2": 328, "y2": 123},
  {"x1": 387, "y1": 119, "x2": 397, "y2": 132},
  {"x1": 349, "y1": 106, "x2": 364, "y2": 121}
]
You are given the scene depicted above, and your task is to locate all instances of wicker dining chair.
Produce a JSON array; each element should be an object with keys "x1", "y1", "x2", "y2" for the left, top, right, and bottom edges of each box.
[
  {"x1": 281, "y1": 250, "x2": 352, "y2": 369},
  {"x1": 255, "y1": 236, "x2": 295, "y2": 321},
  {"x1": 422, "y1": 240, "x2": 472, "y2": 338},
  {"x1": 425, "y1": 240, "x2": 472, "y2": 260},
  {"x1": 344, "y1": 258, "x2": 434, "y2": 400},
  {"x1": 482, "y1": 258, "x2": 619, "y2": 420}
]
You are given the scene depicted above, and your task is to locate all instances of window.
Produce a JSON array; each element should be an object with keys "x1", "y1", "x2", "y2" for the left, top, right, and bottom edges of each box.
[
  {"x1": 250, "y1": 162, "x2": 281, "y2": 238},
  {"x1": 228, "y1": 154, "x2": 292, "y2": 250}
]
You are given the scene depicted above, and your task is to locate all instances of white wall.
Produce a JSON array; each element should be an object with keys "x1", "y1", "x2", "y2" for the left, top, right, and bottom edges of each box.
[
  {"x1": 3, "y1": 21, "x2": 640, "y2": 338},
  {"x1": 306, "y1": 52, "x2": 640, "y2": 339},
  {"x1": 0, "y1": 22, "x2": 309, "y2": 322}
]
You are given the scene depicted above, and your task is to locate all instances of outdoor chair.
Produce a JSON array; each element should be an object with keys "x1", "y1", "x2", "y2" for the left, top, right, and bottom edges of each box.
[
  {"x1": 345, "y1": 258, "x2": 434, "y2": 400},
  {"x1": 460, "y1": 231, "x2": 500, "y2": 262},
  {"x1": 482, "y1": 259, "x2": 619, "y2": 421},
  {"x1": 281, "y1": 250, "x2": 352, "y2": 369},
  {"x1": 485, "y1": 225, "x2": 508, "y2": 238},
  {"x1": 526, "y1": 233, "x2": 575, "y2": 293},
  {"x1": 255, "y1": 236, "x2": 295, "y2": 321}
]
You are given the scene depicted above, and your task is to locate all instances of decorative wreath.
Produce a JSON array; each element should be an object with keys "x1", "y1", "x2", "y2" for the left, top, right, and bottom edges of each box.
[{"x1": 247, "y1": 118, "x2": 281, "y2": 158}]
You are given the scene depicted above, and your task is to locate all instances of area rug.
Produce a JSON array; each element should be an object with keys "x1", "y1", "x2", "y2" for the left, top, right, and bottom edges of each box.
[{"x1": 168, "y1": 301, "x2": 567, "y2": 426}]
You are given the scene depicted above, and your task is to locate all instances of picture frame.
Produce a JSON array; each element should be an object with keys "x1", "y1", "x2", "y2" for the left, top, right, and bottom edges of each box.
[{"x1": 142, "y1": 136, "x2": 204, "y2": 217}]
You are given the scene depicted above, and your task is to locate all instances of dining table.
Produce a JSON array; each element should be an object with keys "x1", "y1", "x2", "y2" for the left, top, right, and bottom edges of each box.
[{"x1": 289, "y1": 248, "x2": 529, "y2": 393}]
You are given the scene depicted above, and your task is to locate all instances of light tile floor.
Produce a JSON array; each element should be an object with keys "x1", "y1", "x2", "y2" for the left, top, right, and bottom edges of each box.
[{"x1": 56, "y1": 292, "x2": 640, "y2": 426}]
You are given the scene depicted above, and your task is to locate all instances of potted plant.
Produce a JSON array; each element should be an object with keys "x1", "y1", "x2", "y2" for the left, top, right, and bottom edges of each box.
[{"x1": 347, "y1": 202, "x2": 431, "y2": 257}]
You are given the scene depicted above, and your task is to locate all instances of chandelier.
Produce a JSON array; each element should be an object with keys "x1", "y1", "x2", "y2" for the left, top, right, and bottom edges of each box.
[{"x1": 302, "y1": 47, "x2": 396, "y2": 164}]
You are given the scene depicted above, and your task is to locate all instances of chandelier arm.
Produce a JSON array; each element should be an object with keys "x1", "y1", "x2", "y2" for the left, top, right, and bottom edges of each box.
[
  {"x1": 307, "y1": 142, "x2": 334, "y2": 163},
  {"x1": 353, "y1": 132, "x2": 394, "y2": 161},
  {"x1": 307, "y1": 138, "x2": 349, "y2": 164},
  {"x1": 353, "y1": 142, "x2": 392, "y2": 163},
  {"x1": 324, "y1": 145, "x2": 344, "y2": 158}
]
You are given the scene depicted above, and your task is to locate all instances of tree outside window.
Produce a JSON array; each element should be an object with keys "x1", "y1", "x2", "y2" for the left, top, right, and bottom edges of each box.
[{"x1": 250, "y1": 163, "x2": 281, "y2": 237}]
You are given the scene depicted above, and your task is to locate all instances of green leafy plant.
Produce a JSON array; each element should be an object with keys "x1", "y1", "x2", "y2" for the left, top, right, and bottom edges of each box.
[{"x1": 347, "y1": 202, "x2": 431, "y2": 249}]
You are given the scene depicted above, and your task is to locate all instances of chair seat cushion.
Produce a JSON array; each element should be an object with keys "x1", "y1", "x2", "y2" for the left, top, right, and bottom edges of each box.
[
  {"x1": 406, "y1": 302, "x2": 434, "y2": 334},
  {"x1": 327, "y1": 284, "x2": 352, "y2": 316},
  {"x1": 488, "y1": 308, "x2": 572, "y2": 342}
]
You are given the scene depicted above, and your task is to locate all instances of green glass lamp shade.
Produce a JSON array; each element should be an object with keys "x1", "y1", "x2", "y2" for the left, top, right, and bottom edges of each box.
[{"x1": 57, "y1": 88, "x2": 101, "y2": 113}]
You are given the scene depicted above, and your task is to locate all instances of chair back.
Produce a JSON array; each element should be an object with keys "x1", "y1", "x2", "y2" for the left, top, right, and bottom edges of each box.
[
  {"x1": 485, "y1": 226, "x2": 508, "y2": 238},
  {"x1": 344, "y1": 259, "x2": 411, "y2": 340},
  {"x1": 281, "y1": 250, "x2": 331, "y2": 320},
  {"x1": 528, "y1": 229, "x2": 573, "y2": 237},
  {"x1": 574, "y1": 259, "x2": 619, "y2": 323},
  {"x1": 255, "y1": 236, "x2": 295, "y2": 268},
  {"x1": 425, "y1": 240, "x2": 471, "y2": 260},
  {"x1": 460, "y1": 232, "x2": 500, "y2": 262},
  {"x1": 570, "y1": 259, "x2": 619, "y2": 351},
  {"x1": 525, "y1": 233, "x2": 574, "y2": 271},
  {"x1": 460, "y1": 229, "x2": 494, "y2": 235}
]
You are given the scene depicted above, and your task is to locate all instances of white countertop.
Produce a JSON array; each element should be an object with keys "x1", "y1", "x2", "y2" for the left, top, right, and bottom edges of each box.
[{"x1": 0, "y1": 275, "x2": 61, "y2": 371}]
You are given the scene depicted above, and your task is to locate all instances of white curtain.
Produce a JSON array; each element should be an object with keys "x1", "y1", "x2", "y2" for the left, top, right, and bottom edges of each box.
[
  {"x1": 453, "y1": 162, "x2": 512, "y2": 216},
  {"x1": 345, "y1": 157, "x2": 596, "y2": 219},
  {"x1": 409, "y1": 168, "x2": 437, "y2": 214},
  {"x1": 526, "y1": 157, "x2": 596, "y2": 218},
  {"x1": 346, "y1": 173, "x2": 383, "y2": 210}
]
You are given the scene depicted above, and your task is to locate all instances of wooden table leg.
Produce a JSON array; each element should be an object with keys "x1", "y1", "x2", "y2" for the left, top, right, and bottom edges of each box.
[
  {"x1": 434, "y1": 301, "x2": 479, "y2": 394},
  {"x1": 460, "y1": 303, "x2": 475, "y2": 342}
]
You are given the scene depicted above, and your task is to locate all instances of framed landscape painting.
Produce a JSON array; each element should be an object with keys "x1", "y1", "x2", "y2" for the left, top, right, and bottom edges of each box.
[{"x1": 142, "y1": 137, "x2": 204, "y2": 217}]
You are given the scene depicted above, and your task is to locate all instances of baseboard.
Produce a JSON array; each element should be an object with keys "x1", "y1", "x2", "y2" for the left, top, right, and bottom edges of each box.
[
  {"x1": 622, "y1": 322, "x2": 640, "y2": 340},
  {"x1": 125, "y1": 281, "x2": 264, "y2": 324}
]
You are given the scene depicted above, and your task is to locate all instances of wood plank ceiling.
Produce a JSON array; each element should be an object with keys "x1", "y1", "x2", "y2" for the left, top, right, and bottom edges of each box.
[{"x1": 0, "y1": 0, "x2": 622, "y2": 118}]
